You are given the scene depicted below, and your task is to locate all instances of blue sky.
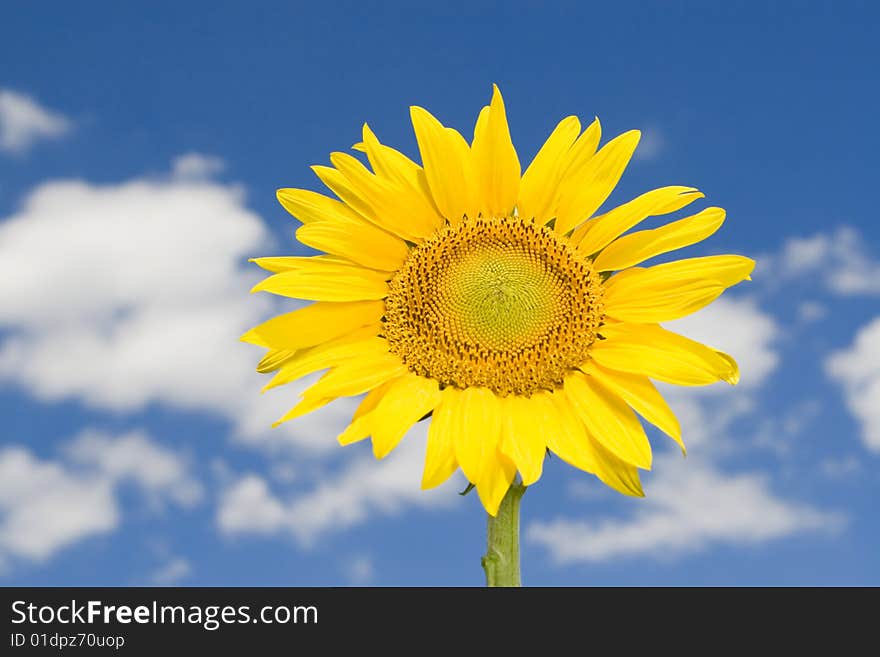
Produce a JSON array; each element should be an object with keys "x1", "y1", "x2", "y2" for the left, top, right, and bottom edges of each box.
[{"x1": 1, "y1": 1, "x2": 878, "y2": 585}]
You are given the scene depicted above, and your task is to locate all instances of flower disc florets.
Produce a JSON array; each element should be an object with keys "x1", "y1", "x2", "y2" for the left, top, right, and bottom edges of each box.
[{"x1": 384, "y1": 216, "x2": 604, "y2": 396}]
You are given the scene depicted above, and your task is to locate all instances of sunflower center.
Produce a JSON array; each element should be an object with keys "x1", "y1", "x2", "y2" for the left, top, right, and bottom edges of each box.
[{"x1": 384, "y1": 216, "x2": 604, "y2": 396}]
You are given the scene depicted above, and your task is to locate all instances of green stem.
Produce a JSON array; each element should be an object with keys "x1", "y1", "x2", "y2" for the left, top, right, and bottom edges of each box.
[{"x1": 482, "y1": 482, "x2": 526, "y2": 587}]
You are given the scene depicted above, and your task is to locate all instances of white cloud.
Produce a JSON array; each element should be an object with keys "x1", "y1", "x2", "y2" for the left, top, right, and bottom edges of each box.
[
  {"x1": 797, "y1": 301, "x2": 827, "y2": 323},
  {"x1": 217, "y1": 475, "x2": 288, "y2": 535},
  {"x1": 826, "y1": 317, "x2": 880, "y2": 451},
  {"x1": 774, "y1": 232, "x2": 828, "y2": 277},
  {"x1": 0, "y1": 167, "x2": 357, "y2": 450},
  {"x1": 343, "y1": 554, "x2": 375, "y2": 585},
  {"x1": 270, "y1": 463, "x2": 298, "y2": 484},
  {"x1": 171, "y1": 153, "x2": 225, "y2": 181},
  {"x1": 764, "y1": 227, "x2": 880, "y2": 296},
  {"x1": 0, "y1": 177, "x2": 264, "y2": 329},
  {"x1": 0, "y1": 430, "x2": 200, "y2": 569},
  {"x1": 819, "y1": 456, "x2": 861, "y2": 480},
  {"x1": 750, "y1": 399, "x2": 823, "y2": 457},
  {"x1": 0, "y1": 89, "x2": 71, "y2": 153},
  {"x1": 662, "y1": 392, "x2": 755, "y2": 451},
  {"x1": 65, "y1": 430, "x2": 203, "y2": 507},
  {"x1": 218, "y1": 428, "x2": 459, "y2": 546},
  {"x1": 528, "y1": 458, "x2": 843, "y2": 564},
  {"x1": 148, "y1": 557, "x2": 192, "y2": 585},
  {"x1": 0, "y1": 447, "x2": 117, "y2": 563},
  {"x1": 633, "y1": 127, "x2": 663, "y2": 161}
]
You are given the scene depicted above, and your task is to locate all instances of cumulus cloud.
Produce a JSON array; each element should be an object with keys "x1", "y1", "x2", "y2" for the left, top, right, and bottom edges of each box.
[
  {"x1": 528, "y1": 458, "x2": 843, "y2": 564},
  {"x1": 343, "y1": 554, "x2": 375, "y2": 585},
  {"x1": 0, "y1": 447, "x2": 117, "y2": 563},
  {"x1": 0, "y1": 165, "x2": 359, "y2": 450},
  {"x1": 0, "y1": 429, "x2": 199, "y2": 568},
  {"x1": 819, "y1": 456, "x2": 861, "y2": 480},
  {"x1": 148, "y1": 557, "x2": 193, "y2": 585},
  {"x1": 0, "y1": 89, "x2": 71, "y2": 153},
  {"x1": 751, "y1": 399, "x2": 823, "y2": 457},
  {"x1": 64, "y1": 430, "x2": 203, "y2": 507},
  {"x1": 171, "y1": 153, "x2": 226, "y2": 181},
  {"x1": 797, "y1": 301, "x2": 827, "y2": 323},
  {"x1": 826, "y1": 317, "x2": 880, "y2": 451},
  {"x1": 217, "y1": 475, "x2": 288, "y2": 535},
  {"x1": 632, "y1": 127, "x2": 663, "y2": 161},
  {"x1": 218, "y1": 428, "x2": 459, "y2": 546},
  {"x1": 763, "y1": 226, "x2": 880, "y2": 296}
]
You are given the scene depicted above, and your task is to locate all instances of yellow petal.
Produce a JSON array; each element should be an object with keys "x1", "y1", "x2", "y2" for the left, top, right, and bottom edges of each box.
[
  {"x1": 608, "y1": 254, "x2": 756, "y2": 289},
  {"x1": 564, "y1": 371, "x2": 652, "y2": 470},
  {"x1": 451, "y1": 387, "x2": 502, "y2": 484},
  {"x1": 274, "y1": 350, "x2": 405, "y2": 427},
  {"x1": 370, "y1": 374, "x2": 441, "y2": 459},
  {"x1": 327, "y1": 152, "x2": 439, "y2": 241},
  {"x1": 296, "y1": 220, "x2": 409, "y2": 271},
  {"x1": 545, "y1": 391, "x2": 599, "y2": 474},
  {"x1": 360, "y1": 124, "x2": 445, "y2": 228},
  {"x1": 249, "y1": 254, "x2": 353, "y2": 274},
  {"x1": 240, "y1": 300, "x2": 384, "y2": 349},
  {"x1": 548, "y1": 386, "x2": 643, "y2": 495},
  {"x1": 361, "y1": 124, "x2": 422, "y2": 186},
  {"x1": 604, "y1": 278, "x2": 728, "y2": 323},
  {"x1": 470, "y1": 85, "x2": 521, "y2": 218},
  {"x1": 476, "y1": 448, "x2": 517, "y2": 517},
  {"x1": 353, "y1": 380, "x2": 393, "y2": 421},
  {"x1": 256, "y1": 348, "x2": 297, "y2": 374},
  {"x1": 261, "y1": 327, "x2": 383, "y2": 392},
  {"x1": 557, "y1": 117, "x2": 602, "y2": 186},
  {"x1": 337, "y1": 380, "x2": 395, "y2": 446},
  {"x1": 410, "y1": 106, "x2": 475, "y2": 222},
  {"x1": 337, "y1": 413, "x2": 373, "y2": 446},
  {"x1": 603, "y1": 255, "x2": 755, "y2": 322},
  {"x1": 276, "y1": 188, "x2": 363, "y2": 224},
  {"x1": 555, "y1": 130, "x2": 641, "y2": 235},
  {"x1": 250, "y1": 258, "x2": 389, "y2": 302},
  {"x1": 587, "y1": 434, "x2": 645, "y2": 497},
  {"x1": 593, "y1": 207, "x2": 726, "y2": 271},
  {"x1": 299, "y1": 349, "x2": 406, "y2": 401},
  {"x1": 422, "y1": 388, "x2": 460, "y2": 489},
  {"x1": 581, "y1": 362, "x2": 684, "y2": 453},
  {"x1": 499, "y1": 394, "x2": 548, "y2": 486},
  {"x1": 571, "y1": 186, "x2": 704, "y2": 255},
  {"x1": 311, "y1": 164, "x2": 380, "y2": 227},
  {"x1": 517, "y1": 115, "x2": 581, "y2": 223},
  {"x1": 272, "y1": 395, "x2": 334, "y2": 428},
  {"x1": 472, "y1": 105, "x2": 490, "y2": 142},
  {"x1": 453, "y1": 129, "x2": 480, "y2": 198},
  {"x1": 593, "y1": 323, "x2": 739, "y2": 386},
  {"x1": 715, "y1": 351, "x2": 741, "y2": 385},
  {"x1": 445, "y1": 127, "x2": 478, "y2": 222}
]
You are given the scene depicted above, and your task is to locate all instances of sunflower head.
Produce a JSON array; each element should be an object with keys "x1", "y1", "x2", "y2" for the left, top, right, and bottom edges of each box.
[
  {"x1": 384, "y1": 215, "x2": 605, "y2": 397},
  {"x1": 243, "y1": 85, "x2": 754, "y2": 515}
]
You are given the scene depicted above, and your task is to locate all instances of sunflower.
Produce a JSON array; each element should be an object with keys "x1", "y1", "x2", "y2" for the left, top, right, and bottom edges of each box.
[{"x1": 243, "y1": 85, "x2": 753, "y2": 516}]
